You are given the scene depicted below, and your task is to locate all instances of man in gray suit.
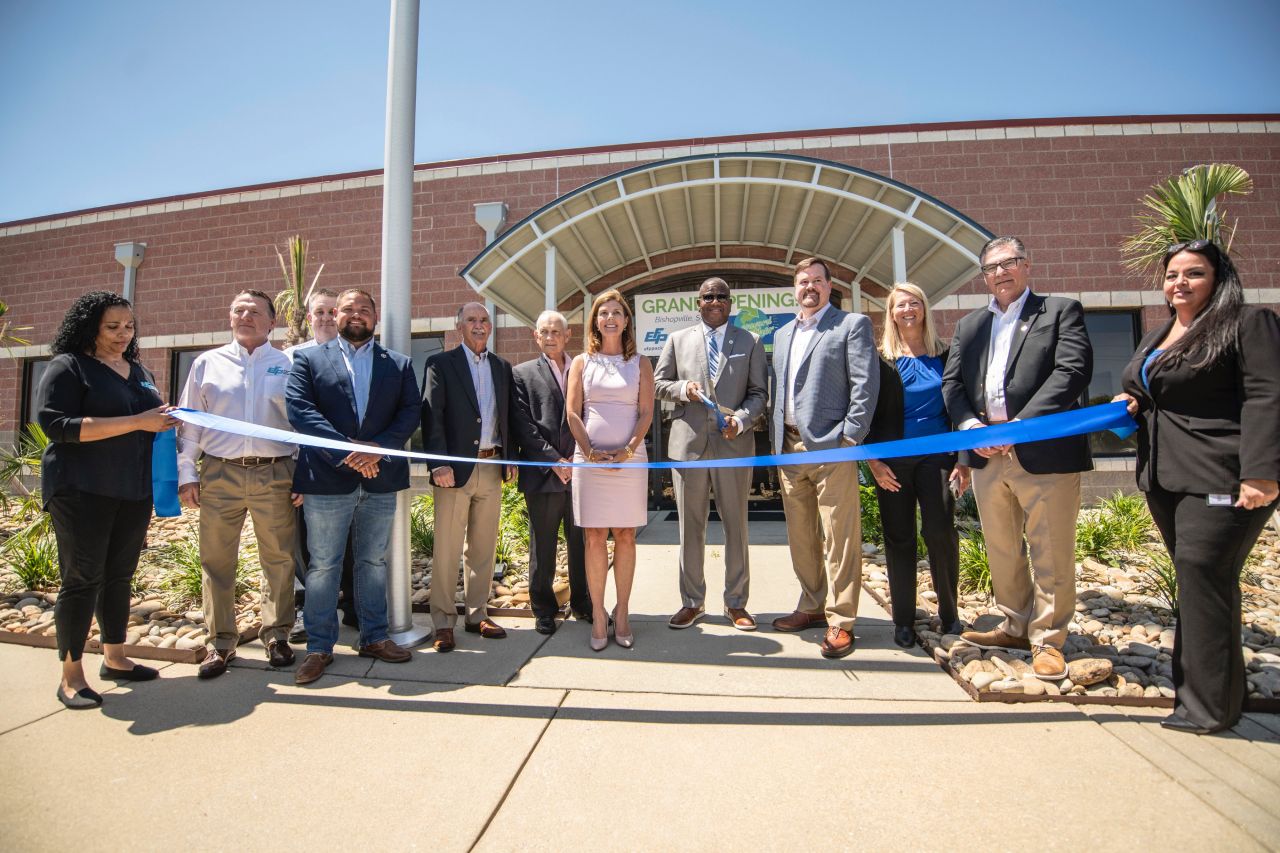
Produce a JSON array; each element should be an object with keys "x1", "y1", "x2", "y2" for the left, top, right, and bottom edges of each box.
[
  {"x1": 655, "y1": 277, "x2": 769, "y2": 631},
  {"x1": 770, "y1": 258, "x2": 878, "y2": 658}
]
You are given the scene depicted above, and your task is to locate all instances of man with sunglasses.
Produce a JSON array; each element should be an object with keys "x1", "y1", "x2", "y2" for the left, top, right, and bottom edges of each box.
[
  {"x1": 655, "y1": 277, "x2": 768, "y2": 631},
  {"x1": 942, "y1": 236, "x2": 1093, "y2": 681}
]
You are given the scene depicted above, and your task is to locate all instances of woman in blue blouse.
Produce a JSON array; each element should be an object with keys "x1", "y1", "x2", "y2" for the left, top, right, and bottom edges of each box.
[{"x1": 866, "y1": 283, "x2": 969, "y2": 648}]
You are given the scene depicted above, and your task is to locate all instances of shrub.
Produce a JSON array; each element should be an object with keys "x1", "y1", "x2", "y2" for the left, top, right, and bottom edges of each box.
[
  {"x1": 159, "y1": 532, "x2": 253, "y2": 609},
  {"x1": 410, "y1": 492, "x2": 435, "y2": 556},
  {"x1": 1075, "y1": 509, "x2": 1121, "y2": 564},
  {"x1": 494, "y1": 481, "x2": 530, "y2": 567},
  {"x1": 1136, "y1": 550, "x2": 1178, "y2": 615},
  {"x1": 3, "y1": 529, "x2": 60, "y2": 591},
  {"x1": 1097, "y1": 491, "x2": 1154, "y2": 551},
  {"x1": 859, "y1": 483, "x2": 883, "y2": 546},
  {"x1": 954, "y1": 489, "x2": 980, "y2": 524},
  {"x1": 957, "y1": 529, "x2": 991, "y2": 597}
]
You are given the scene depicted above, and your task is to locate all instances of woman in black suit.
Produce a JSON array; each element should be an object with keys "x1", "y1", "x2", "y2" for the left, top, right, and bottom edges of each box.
[
  {"x1": 866, "y1": 282, "x2": 969, "y2": 648},
  {"x1": 37, "y1": 292, "x2": 177, "y2": 708},
  {"x1": 1116, "y1": 241, "x2": 1280, "y2": 734}
]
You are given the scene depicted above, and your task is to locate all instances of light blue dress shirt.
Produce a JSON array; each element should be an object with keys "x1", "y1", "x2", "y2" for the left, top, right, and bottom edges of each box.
[{"x1": 337, "y1": 337, "x2": 375, "y2": 426}]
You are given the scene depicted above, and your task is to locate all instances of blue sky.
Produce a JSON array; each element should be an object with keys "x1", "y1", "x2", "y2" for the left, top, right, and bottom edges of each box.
[{"x1": 2, "y1": 0, "x2": 1278, "y2": 223}]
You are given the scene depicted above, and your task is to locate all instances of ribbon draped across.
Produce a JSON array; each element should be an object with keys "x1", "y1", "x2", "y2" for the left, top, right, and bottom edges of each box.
[{"x1": 168, "y1": 402, "x2": 1136, "y2": 472}]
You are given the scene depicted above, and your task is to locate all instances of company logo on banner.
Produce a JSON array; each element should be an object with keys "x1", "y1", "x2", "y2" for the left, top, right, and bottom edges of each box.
[{"x1": 636, "y1": 288, "x2": 798, "y2": 356}]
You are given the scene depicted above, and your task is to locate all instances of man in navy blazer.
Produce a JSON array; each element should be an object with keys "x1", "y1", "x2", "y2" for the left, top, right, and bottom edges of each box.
[
  {"x1": 769, "y1": 257, "x2": 879, "y2": 659},
  {"x1": 286, "y1": 288, "x2": 422, "y2": 684}
]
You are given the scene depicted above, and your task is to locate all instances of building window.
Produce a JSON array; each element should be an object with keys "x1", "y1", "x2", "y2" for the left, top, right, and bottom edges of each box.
[
  {"x1": 409, "y1": 335, "x2": 445, "y2": 451},
  {"x1": 171, "y1": 348, "x2": 214, "y2": 402},
  {"x1": 21, "y1": 358, "x2": 52, "y2": 429},
  {"x1": 1082, "y1": 310, "x2": 1141, "y2": 456}
]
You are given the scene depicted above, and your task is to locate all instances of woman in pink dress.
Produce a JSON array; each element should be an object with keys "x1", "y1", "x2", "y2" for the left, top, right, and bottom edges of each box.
[{"x1": 566, "y1": 289, "x2": 655, "y2": 651}]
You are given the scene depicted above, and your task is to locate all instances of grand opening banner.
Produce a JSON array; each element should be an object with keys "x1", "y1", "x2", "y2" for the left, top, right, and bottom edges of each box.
[{"x1": 635, "y1": 288, "x2": 799, "y2": 357}]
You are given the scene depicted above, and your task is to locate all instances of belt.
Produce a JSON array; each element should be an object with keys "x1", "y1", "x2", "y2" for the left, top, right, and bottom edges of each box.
[
  {"x1": 987, "y1": 419, "x2": 1010, "y2": 425},
  {"x1": 477, "y1": 447, "x2": 502, "y2": 459},
  {"x1": 784, "y1": 424, "x2": 801, "y2": 436},
  {"x1": 210, "y1": 455, "x2": 290, "y2": 467}
]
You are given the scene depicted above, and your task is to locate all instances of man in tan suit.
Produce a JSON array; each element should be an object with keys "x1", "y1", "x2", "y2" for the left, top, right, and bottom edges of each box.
[{"x1": 654, "y1": 277, "x2": 768, "y2": 631}]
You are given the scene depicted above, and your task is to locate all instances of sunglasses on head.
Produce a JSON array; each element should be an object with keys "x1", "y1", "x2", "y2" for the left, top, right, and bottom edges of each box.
[{"x1": 1167, "y1": 239, "x2": 1213, "y2": 254}]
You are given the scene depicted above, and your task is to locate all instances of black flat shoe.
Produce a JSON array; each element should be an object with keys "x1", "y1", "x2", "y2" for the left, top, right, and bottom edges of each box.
[
  {"x1": 1160, "y1": 714, "x2": 1216, "y2": 735},
  {"x1": 893, "y1": 626, "x2": 918, "y2": 649},
  {"x1": 534, "y1": 616, "x2": 557, "y2": 635},
  {"x1": 100, "y1": 662, "x2": 160, "y2": 682},
  {"x1": 941, "y1": 620, "x2": 964, "y2": 636},
  {"x1": 57, "y1": 685, "x2": 103, "y2": 709}
]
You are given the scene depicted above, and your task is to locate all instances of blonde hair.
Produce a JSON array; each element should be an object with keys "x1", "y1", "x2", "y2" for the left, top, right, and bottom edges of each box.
[
  {"x1": 879, "y1": 282, "x2": 944, "y2": 359},
  {"x1": 585, "y1": 289, "x2": 636, "y2": 359}
]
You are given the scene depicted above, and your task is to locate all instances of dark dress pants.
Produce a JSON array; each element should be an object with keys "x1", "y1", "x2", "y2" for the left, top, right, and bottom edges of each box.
[
  {"x1": 875, "y1": 453, "x2": 960, "y2": 628},
  {"x1": 1144, "y1": 485, "x2": 1277, "y2": 731},
  {"x1": 46, "y1": 491, "x2": 153, "y2": 661},
  {"x1": 525, "y1": 489, "x2": 588, "y2": 618}
]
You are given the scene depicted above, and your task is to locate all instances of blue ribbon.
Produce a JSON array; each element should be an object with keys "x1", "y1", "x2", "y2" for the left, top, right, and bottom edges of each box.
[{"x1": 170, "y1": 402, "x2": 1136, "y2": 471}]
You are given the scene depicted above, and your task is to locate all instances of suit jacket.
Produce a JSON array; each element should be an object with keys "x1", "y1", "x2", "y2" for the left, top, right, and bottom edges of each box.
[
  {"x1": 653, "y1": 323, "x2": 768, "y2": 460},
  {"x1": 286, "y1": 339, "x2": 421, "y2": 494},
  {"x1": 1120, "y1": 305, "x2": 1280, "y2": 495},
  {"x1": 511, "y1": 355, "x2": 575, "y2": 494},
  {"x1": 769, "y1": 305, "x2": 879, "y2": 454},
  {"x1": 421, "y1": 344, "x2": 514, "y2": 488},
  {"x1": 865, "y1": 347, "x2": 950, "y2": 447},
  {"x1": 942, "y1": 292, "x2": 1093, "y2": 474}
]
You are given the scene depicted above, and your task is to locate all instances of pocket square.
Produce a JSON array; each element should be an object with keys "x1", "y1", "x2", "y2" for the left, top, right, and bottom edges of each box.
[{"x1": 727, "y1": 353, "x2": 747, "y2": 359}]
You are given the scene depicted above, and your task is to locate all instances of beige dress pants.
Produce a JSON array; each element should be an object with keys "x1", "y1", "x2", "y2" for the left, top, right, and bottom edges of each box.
[
  {"x1": 198, "y1": 457, "x2": 297, "y2": 652},
  {"x1": 778, "y1": 432, "x2": 862, "y2": 632},
  {"x1": 429, "y1": 462, "x2": 503, "y2": 629},
  {"x1": 971, "y1": 450, "x2": 1080, "y2": 648}
]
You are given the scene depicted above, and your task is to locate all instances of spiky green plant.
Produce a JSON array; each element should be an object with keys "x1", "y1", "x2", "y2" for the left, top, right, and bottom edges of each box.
[
  {"x1": 1097, "y1": 491, "x2": 1154, "y2": 552},
  {"x1": 410, "y1": 492, "x2": 435, "y2": 556},
  {"x1": 494, "y1": 481, "x2": 530, "y2": 567},
  {"x1": 1075, "y1": 509, "x2": 1122, "y2": 565},
  {"x1": 957, "y1": 529, "x2": 991, "y2": 597},
  {"x1": 859, "y1": 482, "x2": 883, "y2": 546},
  {"x1": 1121, "y1": 164, "x2": 1253, "y2": 283},
  {"x1": 158, "y1": 532, "x2": 253, "y2": 609},
  {"x1": 3, "y1": 529, "x2": 59, "y2": 591},
  {"x1": 274, "y1": 235, "x2": 325, "y2": 348},
  {"x1": 1136, "y1": 550, "x2": 1178, "y2": 615},
  {"x1": 0, "y1": 424, "x2": 51, "y2": 541},
  {"x1": 0, "y1": 299, "x2": 33, "y2": 351}
]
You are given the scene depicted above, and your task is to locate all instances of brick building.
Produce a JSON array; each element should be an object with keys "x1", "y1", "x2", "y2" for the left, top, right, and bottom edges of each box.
[{"x1": 2, "y1": 113, "x2": 1277, "y2": 502}]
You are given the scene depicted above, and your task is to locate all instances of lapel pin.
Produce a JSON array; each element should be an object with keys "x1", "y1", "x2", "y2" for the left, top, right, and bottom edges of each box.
[{"x1": 1020, "y1": 324, "x2": 1028, "y2": 332}]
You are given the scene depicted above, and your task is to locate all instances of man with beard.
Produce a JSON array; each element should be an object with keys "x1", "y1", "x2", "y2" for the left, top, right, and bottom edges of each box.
[
  {"x1": 286, "y1": 288, "x2": 422, "y2": 685},
  {"x1": 179, "y1": 290, "x2": 300, "y2": 679},
  {"x1": 769, "y1": 258, "x2": 878, "y2": 659},
  {"x1": 654, "y1": 277, "x2": 768, "y2": 631},
  {"x1": 421, "y1": 301, "x2": 514, "y2": 653}
]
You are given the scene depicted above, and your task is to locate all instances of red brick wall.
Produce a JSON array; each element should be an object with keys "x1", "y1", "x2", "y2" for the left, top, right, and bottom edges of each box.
[{"x1": 3, "y1": 122, "x2": 1278, "y2": 438}]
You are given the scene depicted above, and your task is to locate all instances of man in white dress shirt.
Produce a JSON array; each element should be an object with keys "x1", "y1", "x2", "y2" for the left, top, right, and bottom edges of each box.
[
  {"x1": 941, "y1": 236, "x2": 1093, "y2": 681},
  {"x1": 179, "y1": 290, "x2": 300, "y2": 679}
]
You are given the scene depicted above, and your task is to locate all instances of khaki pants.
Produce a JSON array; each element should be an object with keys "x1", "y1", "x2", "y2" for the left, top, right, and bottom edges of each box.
[
  {"x1": 971, "y1": 451, "x2": 1080, "y2": 648},
  {"x1": 778, "y1": 432, "x2": 862, "y2": 632},
  {"x1": 199, "y1": 457, "x2": 297, "y2": 651},
  {"x1": 430, "y1": 463, "x2": 503, "y2": 629}
]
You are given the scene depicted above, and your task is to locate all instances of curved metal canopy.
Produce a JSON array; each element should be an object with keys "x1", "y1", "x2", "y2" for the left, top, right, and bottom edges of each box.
[{"x1": 460, "y1": 153, "x2": 992, "y2": 325}]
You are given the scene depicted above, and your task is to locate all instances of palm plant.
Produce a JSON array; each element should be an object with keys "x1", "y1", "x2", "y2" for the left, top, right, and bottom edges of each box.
[
  {"x1": 1120, "y1": 164, "x2": 1253, "y2": 283},
  {"x1": 3, "y1": 528, "x2": 59, "y2": 591},
  {"x1": 0, "y1": 300, "x2": 33, "y2": 351},
  {"x1": 0, "y1": 424, "x2": 51, "y2": 542},
  {"x1": 274, "y1": 235, "x2": 325, "y2": 348},
  {"x1": 957, "y1": 529, "x2": 991, "y2": 597}
]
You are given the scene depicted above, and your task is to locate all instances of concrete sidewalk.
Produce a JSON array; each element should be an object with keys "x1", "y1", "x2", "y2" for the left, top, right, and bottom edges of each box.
[{"x1": 2, "y1": 517, "x2": 1277, "y2": 852}]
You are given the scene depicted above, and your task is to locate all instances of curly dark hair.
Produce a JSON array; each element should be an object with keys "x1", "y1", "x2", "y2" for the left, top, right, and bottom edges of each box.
[{"x1": 50, "y1": 291, "x2": 140, "y2": 362}]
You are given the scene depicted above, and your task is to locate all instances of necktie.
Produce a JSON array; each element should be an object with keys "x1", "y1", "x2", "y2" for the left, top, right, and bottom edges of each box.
[{"x1": 707, "y1": 330, "x2": 720, "y2": 385}]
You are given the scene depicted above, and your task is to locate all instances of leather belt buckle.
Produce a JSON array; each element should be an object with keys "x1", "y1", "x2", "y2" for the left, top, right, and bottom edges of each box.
[
  {"x1": 477, "y1": 447, "x2": 502, "y2": 459},
  {"x1": 218, "y1": 455, "x2": 286, "y2": 467}
]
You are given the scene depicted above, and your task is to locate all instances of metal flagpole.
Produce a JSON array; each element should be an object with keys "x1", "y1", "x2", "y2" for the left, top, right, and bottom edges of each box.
[{"x1": 380, "y1": 0, "x2": 429, "y2": 647}]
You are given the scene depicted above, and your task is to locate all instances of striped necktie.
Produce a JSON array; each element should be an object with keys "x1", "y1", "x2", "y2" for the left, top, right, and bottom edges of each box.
[{"x1": 707, "y1": 330, "x2": 720, "y2": 385}]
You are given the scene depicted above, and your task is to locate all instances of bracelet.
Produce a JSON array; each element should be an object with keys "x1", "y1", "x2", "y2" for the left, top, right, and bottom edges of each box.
[{"x1": 623, "y1": 445, "x2": 635, "y2": 459}]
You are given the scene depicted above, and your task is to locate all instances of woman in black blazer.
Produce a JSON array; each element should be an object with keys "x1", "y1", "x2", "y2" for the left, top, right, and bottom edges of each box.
[
  {"x1": 866, "y1": 283, "x2": 970, "y2": 648},
  {"x1": 37, "y1": 292, "x2": 176, "y2": 708},
  {"x1": 1116, "y1": 241, "x2": 1280, "y2": 734}
]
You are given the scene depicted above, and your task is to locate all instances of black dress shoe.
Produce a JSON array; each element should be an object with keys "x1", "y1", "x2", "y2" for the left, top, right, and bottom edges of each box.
[
  {"x1": 535, "y1": 616, "x2": 557, "y2": 635},
  {"x1": 1160, "y1": 714, "x2": 1216, "y2": 735},
  {"x1": 56, "y1": 685, "x2": 103, "y2": 709},
  {"x1": 99, "y1": 662, "x2": 160, "y2": 681},
  {"x1": 267, "y1": 639, "x2": 296, "y2": 668},
  {"x1": 941, "y1": 620, "x2": 965, "y2": 636},
  {"x1": 893, "y1": 626, "x2": 918, "y2": 649},
  {"x1": 198, "y1": 648, "x2": 236, "y2": 680}
]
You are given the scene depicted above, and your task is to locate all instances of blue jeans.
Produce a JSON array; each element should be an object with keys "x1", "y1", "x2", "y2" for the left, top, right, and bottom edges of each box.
[{"x1": 302, "y1": 488, "x2": 397, "y2": 654}]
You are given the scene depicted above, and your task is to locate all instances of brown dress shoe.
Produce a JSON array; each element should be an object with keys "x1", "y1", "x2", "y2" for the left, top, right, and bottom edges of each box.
[
  {"x1": 771, "y1": 610, "x2": 827, "y2": 632},
  {"x1": 1032, "y1": 645, "x2": 1068, "y2": 680},
  {"x1": 724, "y1": 608, "x2": 757, "y2": 631},
  {"x1": 820, "y1": 627, "x2": 855, "y2": 658},
  {"x1": 667, "y1": 606, "x2": 705, "y2": 629},
  {"x1": 959, "y1": 627, "x2": 1031, "y2": 652},
  {"x1": 464, "y1": 619, "x2": 507, "y2": 639},
  {"x1": 267, "y1": 639, "x2": 295, "y2": 668},
  {"x1": 359, "y1": 638, "x2": 412, "y2": 663},
  {"x1": 295, "y1": 652, "x2": 333, "y2": 685},
  {"x1": 433, "y1": 628, "x2": 456, "y2": 653},
  {"x1": 198, "y1": 648, "x2": 236, "y2": 680}
]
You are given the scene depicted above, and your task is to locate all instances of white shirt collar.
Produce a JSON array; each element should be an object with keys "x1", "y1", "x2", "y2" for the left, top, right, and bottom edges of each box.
[
  {"x1": 337, "y1": 336, "x2": 373, "y2": 356},
  {"x1": 230, "y1": 339, "x2": 274, "y2": 359},
  {"x1": 988, "y1": 287, "x2": 1031, "y2": 320},
  {"x1": 796, "y1": 302, "x2": 832, "y2": 330}
]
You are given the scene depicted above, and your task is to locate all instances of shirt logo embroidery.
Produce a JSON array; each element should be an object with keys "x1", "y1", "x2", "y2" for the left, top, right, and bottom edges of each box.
[{"x1": 266, "y1": 366, "x2": 288, "y2": 375}]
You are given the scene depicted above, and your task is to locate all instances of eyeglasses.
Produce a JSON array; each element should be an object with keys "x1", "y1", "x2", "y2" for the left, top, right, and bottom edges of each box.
[
  {"x1": 700, "y1": 293, "x2": 731, "y2": 303},
  {"x1": 1167, "y1": 239, "x2": 1212, "y2": 254},
  {"x1": 979, "y1": 257, "x2": 1025, "y2": 276}
]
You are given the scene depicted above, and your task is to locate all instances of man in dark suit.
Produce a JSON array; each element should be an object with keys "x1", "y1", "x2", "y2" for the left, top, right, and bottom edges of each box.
[
  {"x1": 422, "y1": 301, "x2": 514, "y2": 653},
  {"x1": 286, "y1": 288, "x2": 422, "y2": 685},
  {"x1": 942, "y1": 236, "x2": 1093, "y2": 681},
  {"x1": 654, "y1": 276, "x2": 768, "y2": 631},
  {"x1": 769, "y1": 257, "x2": 879, "y2": 659},
  {"x1": 510, "y1": 310, "x2": 589, "y2": 635}
]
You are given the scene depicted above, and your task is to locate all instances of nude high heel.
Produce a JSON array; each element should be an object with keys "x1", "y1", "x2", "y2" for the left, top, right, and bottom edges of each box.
[{"x1": 612, "y1": 609, "x2": 634, "y2": 649}]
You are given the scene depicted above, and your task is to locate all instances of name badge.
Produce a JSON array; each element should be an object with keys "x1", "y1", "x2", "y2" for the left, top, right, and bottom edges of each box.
[
  {"x1": 1207, "y1": 494, "x2": 1234, "y2": 507},
  {"x1": 140, "y1": 381, "x2": 158, "y2": 392}
]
